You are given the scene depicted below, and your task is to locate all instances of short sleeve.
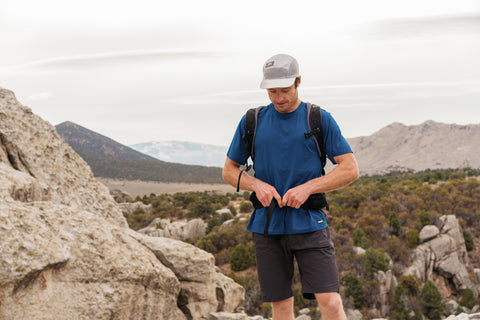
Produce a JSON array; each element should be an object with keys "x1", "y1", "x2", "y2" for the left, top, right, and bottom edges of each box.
[
  {"x1": 321, "y1": 110, "x2": 352, "y2": 164},
  {"x1": 226, "y1": 115, "x2": 247, "y2": 165}
]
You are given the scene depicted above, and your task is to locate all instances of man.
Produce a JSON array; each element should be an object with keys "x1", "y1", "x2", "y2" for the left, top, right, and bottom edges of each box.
[{"x1": 222, "y1": 54, "x2": 359, "y2": 320}]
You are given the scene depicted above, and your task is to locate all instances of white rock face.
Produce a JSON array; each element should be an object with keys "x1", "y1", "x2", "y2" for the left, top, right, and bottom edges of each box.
[
  {"x1": 445, "y1": 313, "x2": 480, "y2": 320},
  {"x1": 404, "y1": 216, "x2": 478, "y2": 296},
  {"x1": 138, "y1": 217, "x2": 207, "y2": 240},
  {"x1": 419, "y1": 225, "x2": 440, "y2": 243},
  {"x1": 375, "y1": 270, "x2": 398, "y2": 316},
  {"x1": 0, "y1": 172, "x2": 185, "y2": 319},
  {"x1": 119, "y1": 201, "x2": 152, "y2": 215},
  {"x1": 438, "y1": 215, "x2": 468, "y2": 264},
  {"x1": 353, "y1": 246, "x2": 366, "y2": 255},
  {"x1": 0, "y1": 87, "x2": 245, "y2": 320},
  {"x1": 0, "y1": 89, "x2": 126, "y2": 227},
  {"x1": 345, "y1": 309, "x2": 364, "y2": 320},
  {"x1": 475, "y1": 269, "x2": 480, "y2": 283}
]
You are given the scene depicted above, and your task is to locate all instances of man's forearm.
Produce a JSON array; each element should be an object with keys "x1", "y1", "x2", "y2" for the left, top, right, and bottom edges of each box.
[
  {"x1": 282, "y1": 155, "x2": 358, "y2": 208},
  {"x1": 222, "y1": 158, "x2": 256, "y2": 192},
  {"x1": 304, "y1": 153, "x2": 359, "y2": 194},
  {"x1": 223, "y1": 157, "x2": 283, "y2": 207}
]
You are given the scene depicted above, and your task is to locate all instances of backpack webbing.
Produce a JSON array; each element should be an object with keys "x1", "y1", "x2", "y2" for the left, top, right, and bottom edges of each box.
[{"x1": 305, "y1": 103, "x2": 327, "y2": 176}]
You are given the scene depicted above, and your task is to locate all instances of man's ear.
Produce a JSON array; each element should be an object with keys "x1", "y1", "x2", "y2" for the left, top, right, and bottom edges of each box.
[{"x1": 295, "y1": 76, "x2": 302, "y2": 88}]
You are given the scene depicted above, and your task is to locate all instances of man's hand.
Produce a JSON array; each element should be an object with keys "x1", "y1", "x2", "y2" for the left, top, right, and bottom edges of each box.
[
  {"x1": 223, "y1": 157, "x2": 282, "y2": 207},
  {"x1": 282, "y1": 153, "x2": 359, "y2": 208},
  {"x1": 253, "y1": 180, "x2": 283, "y2": 208},
  {"x1": 281, "y1": 184, "x2": 311, "y2": 209}
]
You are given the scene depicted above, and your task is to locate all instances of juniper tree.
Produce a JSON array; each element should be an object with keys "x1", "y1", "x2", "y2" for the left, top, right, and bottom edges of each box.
[{"x1": 420, "y1": 280, "x2": 443, "y2": 320}]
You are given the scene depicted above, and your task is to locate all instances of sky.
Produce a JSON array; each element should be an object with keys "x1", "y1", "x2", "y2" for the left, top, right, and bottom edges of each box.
[{"x1": 1, "y1": 0, "x2": 479, "y2": 147}]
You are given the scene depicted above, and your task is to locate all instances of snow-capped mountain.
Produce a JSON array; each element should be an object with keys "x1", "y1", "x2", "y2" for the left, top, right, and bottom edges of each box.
[{"x1": 130, "y1": 141, "x2": 228, "y2": 168}]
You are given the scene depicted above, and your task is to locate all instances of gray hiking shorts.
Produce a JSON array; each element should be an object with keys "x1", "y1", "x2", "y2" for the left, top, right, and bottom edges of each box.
[{"x1": 252, "y1": 228, "x2": 339, "y2": 302}]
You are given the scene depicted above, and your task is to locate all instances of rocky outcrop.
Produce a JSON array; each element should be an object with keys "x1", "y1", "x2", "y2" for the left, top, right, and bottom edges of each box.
[
  {"x1": 345, "y1": 309, "x2": 364, "y2": 320},
  {"x1": 445, "y1": 313, "x2": 480, "y2": 320},
  {"x1": 404, "y1": 215, "x2": 478, "y2": 296},
  {"x1": 419, "y1": 225, "x2": 440, "y2": 243},
  {"x1": 127, "y1": 229, "x2": 244, "y2": 317},
  {"x1": 0, "y1": 195, "x2": 186, "y2": 319},
  {"x1": 138, "y1": 217, "x2": 207, "y2": 240},
  {"x1": 119, "y1": 201, "x2": 152, "y2": 215},
  {"x1": 375, "y1": 270, "x2": 398, "y2": 316},
  {"x1": 347, "y1": 121, "x2": 480, "y2": 174},
  {"x1": 0, "y1": 87, "x2": 244, "y2": 319},
  {"x1": 0, "y1": 89, "x2": 126, "y2": 227}
]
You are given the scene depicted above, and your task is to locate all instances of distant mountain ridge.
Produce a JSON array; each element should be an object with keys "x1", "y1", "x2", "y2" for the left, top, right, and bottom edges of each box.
[
  {"x1": 130, "y1": 141, "x2": 227, "y2": 167},
  {"x1": 56, "y1": 121, "x2": 156, "y2": 160},
  {"x1": 130, "y1": 120, "x2": 480, "y2": 175},
  {"x1": 55, "y1": 122, "x2": 224, "y2": 184},
  {"x1": 56, "y1": 120, "x2": 480, "y2": 183},
  {"x1": 347, "y1": 120, "x2": 480, "y2": 175}
]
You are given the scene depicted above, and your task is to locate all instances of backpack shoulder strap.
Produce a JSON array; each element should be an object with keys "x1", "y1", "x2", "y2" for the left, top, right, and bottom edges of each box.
[
  {"x1": 305, "y1": 103, "x2": 327, "y2": 176},
  {"x1": 242, "y1": 106, "x2": 265, "y2": 169}
]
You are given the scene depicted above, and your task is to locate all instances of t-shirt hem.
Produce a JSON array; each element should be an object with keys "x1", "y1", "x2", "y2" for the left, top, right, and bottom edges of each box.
[{"x1": 247, "y1": 224, "x2": 328, "y2": 235}]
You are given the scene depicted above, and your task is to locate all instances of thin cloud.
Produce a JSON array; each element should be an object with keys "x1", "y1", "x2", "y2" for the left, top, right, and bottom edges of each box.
[
  {"x1": 302, "y1": 80, "x2": 480, "y2": 99},
  {"x1": 301, "y1": 80, "x2": 480, "y2": 90},
  {"x1": 366, "y1": 13, "x2": 480, "y2": 38},
  {"x1": 26, "y1": 92, "x2": 54, "y2": 101},
  {"x1": 169, "y1": 80, "x2": 480, "y2": 107},
  {"x1": 3, "y1": 49, "x2": 220, "y2": 71}
]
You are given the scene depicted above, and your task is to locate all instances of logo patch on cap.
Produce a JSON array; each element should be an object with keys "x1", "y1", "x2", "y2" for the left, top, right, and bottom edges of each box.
[{"x1": 265, "y1": 61, "x2": 274, "y2": 68}]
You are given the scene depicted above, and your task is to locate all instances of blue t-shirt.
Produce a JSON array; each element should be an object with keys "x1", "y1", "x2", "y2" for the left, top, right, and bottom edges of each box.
[{"x1": 227, "y1": 102, "x2": 352, "y2": 235}]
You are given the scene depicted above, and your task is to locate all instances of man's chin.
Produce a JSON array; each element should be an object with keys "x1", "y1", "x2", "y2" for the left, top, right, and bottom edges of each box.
[{"x1": 274, "y1": 104, "x2": 293, "y2": 113}]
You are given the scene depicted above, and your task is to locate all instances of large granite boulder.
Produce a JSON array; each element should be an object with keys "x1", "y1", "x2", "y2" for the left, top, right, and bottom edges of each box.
[
  {"x1": 404, "y1": 216, "x2": 478, "y2": 296},
  {"x1": 138, "y1": 217, "x2": 207, "y2": 240},
  {"x1": 419, "y1": 225, "x2": 440, "y2": 243},
  {"x1": 119, "y1": 201, "x2": 153, "y2": 215},
  {"x1": 0, "y1": 87, "x2": 245, "y2": 319}
]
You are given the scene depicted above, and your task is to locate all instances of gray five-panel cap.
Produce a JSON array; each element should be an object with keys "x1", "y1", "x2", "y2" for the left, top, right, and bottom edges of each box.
[{"x1": 260, "y1": 54, "x2": 299, "y2": 89}]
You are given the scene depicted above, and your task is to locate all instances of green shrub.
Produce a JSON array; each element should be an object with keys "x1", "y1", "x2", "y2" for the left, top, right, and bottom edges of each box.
[
  {"x1": 463, "y1": 231, "x2": 474, "y2": 251},
  {"x1": 342, "y1": 272, "x2": 364, "y2": 308},
  {"x1": 363, "y1": 248, "x2": 390, "y2": 275},
  {"x1": 353, "y1": 228, "x2": 371, "y2": 249},
  {"x1": 188, "y1": 200, "x2": 215, "y2": 219},
  {"x1": 220, "y1": 211, "x2": 234, "y2": 222},
  {"x1": 228, "y1": 204, "x2": 237, "y2": 216},
  {"x1": 398, "y1": 274, "x2": 420, "y2": 296},
  {"x1": 460, "y1": 288, "x2": 477, "y2": 309},
  {"x1": 132, "y1": 207, "x2": 145, "y2": 215},
  {"x1": 195, "y1": 237, "x2": 217, "y2": 254},
  {"x1": 389, "y1": 212, "x2": 401, "y2": 236},
  {"x1": 420, "y1": 280, "x2": 443, "y2": 320},
  {"x1": 455, "y1": 306, "x2": 465, "y2": 315},
  {"x1": 406, "y1": 229, "x2": 419, "y2": 248},
  {"x1": 230, "y1": 244, "x2": 249, "y2": 271},
  {"x1": 418, "y1": 211, "x2": 431, "y2": 227},
  {"x1": 206, "y1": 218, "x2": 221, "y2": 234},
  {"x1": 239, "y1": 201, "x2": 253, "y2": 213},
  {"x1": 391, "y1": 286, "x2": 410, "y2": 320}
]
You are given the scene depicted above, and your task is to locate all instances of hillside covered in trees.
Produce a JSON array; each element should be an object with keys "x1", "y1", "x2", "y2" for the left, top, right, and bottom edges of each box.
[
  {"x1": 56, "y1": 121, "x2": 224, "y2": 183},
  {"x1": 119, "y1": 168, "x2": 480, "y2": 319}
]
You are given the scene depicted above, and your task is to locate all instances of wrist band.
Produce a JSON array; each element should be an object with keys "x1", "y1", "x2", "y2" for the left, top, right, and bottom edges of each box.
[{"x1": 236, "y1": 170, "x2": 243, "y2": 192}]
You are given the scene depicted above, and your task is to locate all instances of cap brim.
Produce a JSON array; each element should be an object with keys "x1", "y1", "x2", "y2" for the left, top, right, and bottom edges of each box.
[{"x1": 260, "y1": 77, "x2": 296, "y2": 89}]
